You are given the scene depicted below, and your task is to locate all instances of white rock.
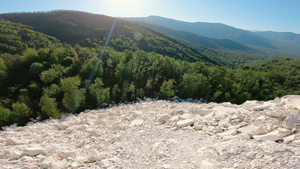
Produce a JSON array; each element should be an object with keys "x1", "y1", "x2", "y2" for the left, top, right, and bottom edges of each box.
[
  {"x1": 291, "y1": 140, "x2": 300, "y2": 145},
  {"x1": 177, "y1": 119, "x2": 194, "y2": 128},
  {"x1": 8, "y1": 151, "x2": 21, "y2": 160},
  {"x1": 130, "y1": 119, "x2": 144, "y2": 127},
  {"x1": 158, "y1": 114, "x2": 171, "y2": 123},
  {"x1": 100, "y1": 159, "x2": 110, "y2": 168},
  {"x1": 41, "y1": 156, "x2": 55, "y2": 168},
  {"x1": 6, "y1": 138, "x2": 20, "y2": 145},
  {"x1": 71, "y1": 162, "x2": 79, "y2": 169},
  {"x1": 179, "y1": 114, "x2": 194, "y2": 120},
  {"x1": 239, "y1": 133, "x2": 251, "y2": 140},
  {"x1": 285, "y1": 98, "x2": 300, "y2": 110},
  {"x1": 282, "y1": 112, "x2": 300, "y2": 129},
  {"x1": 217, "y1": 129, "x2": 238, "y2": 138},
  {"x1": 283, "y1": 134, "x2": 296, "y2": 144},
  {"x1": 192, "y1": 109, "x2": 213, "y2": 116},
  {"x1": 278, "y1": 128, "x2": 292, "y2": 137},
  {"x1": 23, "y1": 145, "x2": 45, "y2": 156},
  {"x1": 62, "y1": 151, "x2": 76, "y2": 158},
  {"x1": 252, "y1": 105, "x2": 270, "y2": 111},
  {"x1": 238, "y1": 126, "x2": 267, "y2": 136},
  {"x1": 266, "y1": 111, "x2": 282, "y2": 118},
  {"x1": 162, "y1": 164, "x2": 171, "y2": 168},
  {"x1": 253, "y1": 130, "x2": 282, "y2": 142},
  {"x1": 87, "y1": 150, "x2": 103, "y2": 162}
]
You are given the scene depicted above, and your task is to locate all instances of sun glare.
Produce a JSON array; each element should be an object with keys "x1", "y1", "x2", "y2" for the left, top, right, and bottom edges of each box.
[{"x1": 108, "y1": 0, "x2": 144, "y2": 16}]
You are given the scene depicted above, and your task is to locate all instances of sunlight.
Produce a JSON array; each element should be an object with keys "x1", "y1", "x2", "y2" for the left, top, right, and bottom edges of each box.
[{"x1": 108, "y1": 0, "x2": 143, "y2": 16}]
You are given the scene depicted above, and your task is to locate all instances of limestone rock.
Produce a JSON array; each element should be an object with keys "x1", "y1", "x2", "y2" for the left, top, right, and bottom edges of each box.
[
  {"x1": 23, "y1": 145, "x2": 45, "y2": 156},
  {"x1": 283, "y1": 134, "x2": 296, "y2": 144},
  {"x1": 282, "y1": 112, "x2": 300, "y2": 129},
  {"x1": 87, "y1": 150, "x2": 103, "y2": 162},
  {"x1": 238, "y1": 126, "x2": 267, "y2": 136},
  {"x1": 100, "y1": 159, "x2": 110, "y2": 168},
  {"x1": 217, "y1": 129, "x2": 238, "y2": 138},
  {"x1": 158, "y1": 114, "x2": 171, "y2": 123},
  {"x1": 177, "y1": 119, "x2": 194, "y2": 128},
  {"x1": 8, "y1": 151, "x2": 22, "y2": 160},
  {"x1": 253, "y1": 130, "x2": 283, "y2": 142}
]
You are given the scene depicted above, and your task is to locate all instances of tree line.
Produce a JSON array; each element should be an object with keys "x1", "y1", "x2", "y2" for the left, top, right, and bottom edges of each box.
[{"x1": 0, "y1": 44, "x2": 295, "y2": 127}]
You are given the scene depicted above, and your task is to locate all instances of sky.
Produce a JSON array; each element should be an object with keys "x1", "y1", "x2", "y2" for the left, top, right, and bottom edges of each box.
[{"x1": 0, "y1": 0, "x2": 300, "y2": 33}]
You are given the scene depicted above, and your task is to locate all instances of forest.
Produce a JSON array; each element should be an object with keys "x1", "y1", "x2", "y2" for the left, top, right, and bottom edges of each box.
[{"x1": 0, "y1": 11, "x2": 299, "y2": 127}]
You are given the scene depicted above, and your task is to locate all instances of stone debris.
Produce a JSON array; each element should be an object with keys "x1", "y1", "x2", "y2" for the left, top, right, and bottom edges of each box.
[{"x1": 0, "y1": 95, "x2": 300, "y2": 168}]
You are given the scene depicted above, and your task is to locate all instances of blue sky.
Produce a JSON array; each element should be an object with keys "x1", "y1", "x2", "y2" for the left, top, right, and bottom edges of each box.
[{"x1": 0, "y1": 0, "x2": 299, "y2": 33}]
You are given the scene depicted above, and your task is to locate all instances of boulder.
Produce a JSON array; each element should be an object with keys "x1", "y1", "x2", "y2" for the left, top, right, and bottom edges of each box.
[
  {"x1": 23, "y1": 145, "x2": 45, "y2": 156},
  {"x1": 192, "y1": 109, "x2": 213, "y2": 116},
  {"x1": 253, "y1": 130, "x2": 283, "y2": 142},
  {"x1": 238, "y1": 126, "x2": 267, "y2": 136},
  {"x1": 283, "y1": 134, "x2": 296, "y2": 144},
  {"x1": 278, "y1": 128, "x2": 292, "y2": 137},
  {"x1": 62, "y1": 150, "x2": 76, "y2": 158},
  {"x1": 177, "y1": 119, "x2": 194, "y2": 128},
  {"x1": 282, "y1": 112, "x2": 300, "y2": 129},
  {"x1": 8, "y1": 151, "x2": 22, "y2": 160},
  {"x1": 252, "y1": 105, "x2": 270, "y2": 111},
  {"x1": 87, "y1": 150, "x2": 103, "y2": 162},
  {"x1": 100, "y1": 159, "x2": 110, "y2": 168},
  {"x1": 130, "y1": 119, "x2": 144, "y2": 127},
  {"x1": 6, "y1": 138, "x2": 20, "y2": 145},
  {"x1": 217, "y1": 129, "x2": 238, "y2": 138},
  {"x1": 158, "y1": 114, "x2": 171, "y2": 123}
]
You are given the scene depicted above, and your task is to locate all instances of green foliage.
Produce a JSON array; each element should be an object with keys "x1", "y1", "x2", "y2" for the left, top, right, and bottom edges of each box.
[
  {"x1": 88, "y1": 78, "x2": 110, "y2": 107},
  {"x1": 160, "y1": 79, "x2": 175, "y2": 98},
  {"x1": 29, "y1": 62, "x2": 44, "y2": 77},
  {"x1": 60, "y1": 76, "x2": 84, "y2": 113},
  {"x1": 0, "y1": 106, "x2": 19, "y2": 127},
  {"x1": 39, "y1": 94, "x2": 60, "y2": 119},
  {"x1": 40, "y1": 68, "x2": 62, "y2": 84}
]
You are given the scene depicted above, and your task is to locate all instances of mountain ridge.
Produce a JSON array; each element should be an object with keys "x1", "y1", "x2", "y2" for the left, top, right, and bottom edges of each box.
[{"x1": 124, "y1": 15, "x2": 276, "y2": 49}]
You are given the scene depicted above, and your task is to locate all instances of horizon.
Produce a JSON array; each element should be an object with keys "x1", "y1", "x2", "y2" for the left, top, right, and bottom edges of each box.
[{"x1": 0, "y1": 0, "x2": 300, "y2": 34}]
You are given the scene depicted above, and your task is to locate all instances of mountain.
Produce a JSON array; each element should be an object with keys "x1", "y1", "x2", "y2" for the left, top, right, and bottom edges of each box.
[
  {"x1": 124, "y1": 20, "x2": 252, "y2": 51},
  {"x1": 124, "y1": 16, "x2": 275, "y2": 49},
  {"x1": 256, "y1": 31, "x2": 300, "y2": 45},
  {"x1": 0, "y1": 11, "x2": 217, "y2": 64}
]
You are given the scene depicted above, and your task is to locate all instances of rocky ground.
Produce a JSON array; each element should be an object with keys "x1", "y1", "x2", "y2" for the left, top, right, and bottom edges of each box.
[{"x1": 1, "y1": 95, "x2": 300, "y2": 169}]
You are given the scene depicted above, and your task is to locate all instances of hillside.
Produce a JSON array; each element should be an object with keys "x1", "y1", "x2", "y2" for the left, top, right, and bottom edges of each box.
[
  {"x1": 0, "y1": 11, "x2": 217, "y2": 64},
  {"x1": 124, "y1": 16, "x2": 275, "y2": 49},
  {"x1": 0, "y1": 20, "x2": 61, "y2": 54},
  {"x1": 1, "y1": 95, "x2": 300, "y2": 168}
]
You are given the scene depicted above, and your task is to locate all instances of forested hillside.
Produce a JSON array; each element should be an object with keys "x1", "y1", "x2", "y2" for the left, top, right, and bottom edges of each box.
[
  {"x1": 0, "y1": 11, "x2": 299, "y2": 128},
  {"x1": 0, "y1": 11, "x2": 217, "y2": 64}
]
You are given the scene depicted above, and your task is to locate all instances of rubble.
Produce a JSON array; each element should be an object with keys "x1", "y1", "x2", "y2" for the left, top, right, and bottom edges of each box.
[{"x1": 0, "y1": 95, "x2": 300, "y2": 168}]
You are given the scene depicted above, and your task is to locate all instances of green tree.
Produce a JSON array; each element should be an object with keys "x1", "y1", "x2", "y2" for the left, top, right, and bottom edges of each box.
[
  {"x1": 60, "y1": 76, "x2": 85, "y2": 113},
  {"x1": 0, "y1": 106, "x2": 19, "y2": 127},
  {"x1": 160, "y1": 79, "x2": 175, "y2": 98},
  {"x1": 88, "y1": 78, "x2": 110, "y2": 107},
  {"x1": 12, "y1": 102, "x2": 32, "y2": 125},
  {"x1": 40, "y1": 68, "x2": 62, "y2": 84},
  {"x1": 39, "y1": 94, "x2": 60, "y2": 119},
  {"x1": 29, "y1": 62, "x2": 44, "y2": 77}
]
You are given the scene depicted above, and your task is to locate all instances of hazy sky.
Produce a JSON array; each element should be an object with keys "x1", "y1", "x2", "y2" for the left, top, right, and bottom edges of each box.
[{"x1": 1, "y1": 0, "x2": 299, "y2": 33}]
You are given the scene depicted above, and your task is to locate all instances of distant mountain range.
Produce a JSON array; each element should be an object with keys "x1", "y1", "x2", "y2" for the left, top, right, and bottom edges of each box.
[
  {"x1": 256, "y1": 31, "x2": 300, "y2": 45},
  {"x1": 124, "y1": 16, "x2": 300, "y2": 59},
  {"x1": 124, "y1": 16, "x2": 276, "y2": 49},
  {"x1": 124, "y1": 21, "x2": 252, "y2": 51}
]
